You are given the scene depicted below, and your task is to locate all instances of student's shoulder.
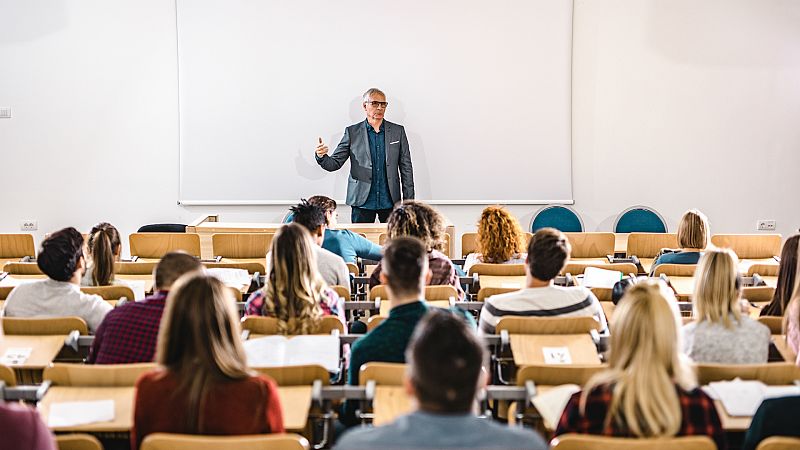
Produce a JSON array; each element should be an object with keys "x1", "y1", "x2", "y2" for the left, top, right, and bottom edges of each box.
[
  {"x1": 475, "y1": 418, "x2": 548, "y2": 449},
  {"x1": 318, "y1": 246, "x2": 346, "y2": 264},
  {"x1": 335, "y1": 421, "x2": 404, "y2": 449}
]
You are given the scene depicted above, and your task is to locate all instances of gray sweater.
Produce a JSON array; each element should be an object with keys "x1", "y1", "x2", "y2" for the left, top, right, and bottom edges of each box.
[{"x1": 682, "y1": 314, "x2": 770, "y2": 364}]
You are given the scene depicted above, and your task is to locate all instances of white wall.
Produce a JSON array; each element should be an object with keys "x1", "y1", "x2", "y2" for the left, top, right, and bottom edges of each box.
[{"x1": 1, "y1": 0, "x2": 799, "y2": 257}]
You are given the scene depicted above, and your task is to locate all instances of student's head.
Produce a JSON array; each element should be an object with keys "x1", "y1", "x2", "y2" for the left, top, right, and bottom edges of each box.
[
  {"x1": 37, "y1": 227, "x2": 85, "y2": 282},
  {"x1": 290, "y1": 199, "x2": 327, "y2": 246},
  {"x1": 265, "y1": 223, "x2": 327, "y2": 334},
  {"x1": 405, "y1": 309, "x2": 486, "y2": 414},
  {"x1": 386, "y1": 200, "x2": 446, "y2": 253},
  {"x1": 693, "y1": 248, "x2": 742, "y2": 328},
  {"x1": 783, "y1": 236, "x2": 800, "y2": 334},
  {"x1": 307, "y1": 195, "x2": 338, "y2": 228},
  {"x1": 153, "y1": 251, "x2": 204, "y2": 291},
  {"x1": 525, "y1": 228, "x2": 571, "y2": 282},
  {"x1": 773, "y1": 235, "x2": 800, "y2": 314},
  {"x1": 476, "y1": 206, "x2": 526, "y2": 263},
  {"x1": 584, "y1": 280, "x2": 693, "y2": 438},
  {"x1": 156, "y1": 272, "x2": 250, "y2": 431},
  {"x1": 677, "y1": 209, "x2": 709, "y2": 250},
  {"x1": 86, "y1": 222, "x2": 122, "y2": 286},
  {"x1": 379, "y1": 236, "x2": 430, "y2": 301}
]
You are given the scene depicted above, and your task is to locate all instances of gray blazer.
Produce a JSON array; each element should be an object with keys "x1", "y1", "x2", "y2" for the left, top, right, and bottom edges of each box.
[{"x1": 316, "y1": 120, "x2": 415, "y2": 207}]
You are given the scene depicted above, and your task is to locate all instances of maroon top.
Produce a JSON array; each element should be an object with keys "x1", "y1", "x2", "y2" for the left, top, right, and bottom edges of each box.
[
  {"x1": 0, "y1": 402, "x2": 57, "y2": 450},
  {"x1": 88, "y1": 291, "x2": 168, "y2": 364},
  {"x1": 132, "y1": 370, "x2": 285, "y2": 449}
]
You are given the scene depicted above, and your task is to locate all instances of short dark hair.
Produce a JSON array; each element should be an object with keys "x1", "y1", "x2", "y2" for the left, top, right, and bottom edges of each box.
[
  {"x1": 38, "y1": 227, "x2": 84, "y2": 282},
  {"x1": 307, "y1": 195, "x2": 337, "y2": 215},
  {"x1": 383, "y1": 236, "x2": 427, "y2": 297},
  {"x1": 290, "y1": 199, "x2": 326, "y2": 236},
  {"x1": 154, "y1": 251, "x2": 203, "y2": 290},
  {"x1": 407, "y1": 309, "x2": 486, "y2": 413},
  {"x1": 526, "y1": 228, "x2": 571, "y2": 281}
]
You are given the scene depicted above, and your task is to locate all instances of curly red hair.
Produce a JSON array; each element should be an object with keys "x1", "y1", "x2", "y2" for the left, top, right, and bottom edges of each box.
[{"x1": 476, "y1": 206, "x2": 526, "y2": 263}]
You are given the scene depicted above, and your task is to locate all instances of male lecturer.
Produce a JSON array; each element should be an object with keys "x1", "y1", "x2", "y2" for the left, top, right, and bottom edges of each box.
[{"x1": 315, "y1": 88, "x2": 415, "y2": 223}]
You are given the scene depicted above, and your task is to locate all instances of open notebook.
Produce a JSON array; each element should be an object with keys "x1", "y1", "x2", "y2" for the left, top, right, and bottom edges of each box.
[{"x1": 243, "y1": 335, "x2": 340, "y2": 372}]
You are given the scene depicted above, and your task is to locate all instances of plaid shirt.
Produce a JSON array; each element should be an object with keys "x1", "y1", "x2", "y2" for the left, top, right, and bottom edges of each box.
[
  {"x1": 87, "y1": 291, "x2": 167, "y2": 364},
  {"x1": 369, "y1": 249, "x2": 465, "y2": 300},
  {"x1": 555, "y1": 383, "x2": 727, "y2": 450}
]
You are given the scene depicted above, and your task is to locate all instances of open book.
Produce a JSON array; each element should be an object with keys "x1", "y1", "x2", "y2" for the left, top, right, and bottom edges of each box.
[{"x1": 243, "y1": 335, "x2": 340, "y2": 372}]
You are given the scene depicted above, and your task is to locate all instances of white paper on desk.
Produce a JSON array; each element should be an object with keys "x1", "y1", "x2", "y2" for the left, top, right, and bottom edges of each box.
[
  {"x1": 125, "y1": 280, "x2": 146, "y2": 301},
  {"x1": 500, "y1": 282, "x2": 522, "y2": 289},
  {"x1": 207, "y1": 268, "x2": 251, "y2": 287},
  {"x1": 0, "y1": 347, "x2": 32, "y2": 365},
  {"x1": 542, "y1": 346, "x2": 572, "y2": 364},
  {"x1": 582, "y1": 267, "x2": 622, "y2": 289},
  {"x1": 531, "y1": 384, "x2": 581, "y2": 430},
  {"x1": 244, "y1": 335, "x2": 340, "y2": 372},
  {"x1": 704, "y1": 379, "x2": 800, "y2": 417},
  {"x1": 47, "y1": 400, "x2": 115, "y2": 427}
]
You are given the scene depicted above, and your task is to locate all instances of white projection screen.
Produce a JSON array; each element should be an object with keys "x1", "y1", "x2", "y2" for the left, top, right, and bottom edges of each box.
[{"x1": 177, "y1": 0, "x2": 573, "y2": 205}]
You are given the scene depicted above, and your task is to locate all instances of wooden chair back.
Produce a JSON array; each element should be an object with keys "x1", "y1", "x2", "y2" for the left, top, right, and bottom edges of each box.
[
  {"x1": 468, "y1": 263, "x2": 526, "y2": 277},
  {"x1": 115, "y1": 261, "x2": 158, "y2": 275},
  {"x1": 563, "y1": 232, "x2": 615, "y2": 258},
  {"x1": 252, "y1": 365, "x2": 330, "y2": 386},
  {"x1": 742, "y1": 286, "x2": 775, "y2": 302},
  {"x1": 44, "y1": 363, "x2": 157, "y2": 387},
  {"x1": 477, "y1": 287, "x2": 518, "y2": 301},
  {"x1": 0, "y1": 286, "x2": 13, "y2": 300},
  {"x1": 81, "y1": 285, "x2": 135, "y2": 300},
  {"x1": 516, "y1": 364, "x2": 607, "y2": 387},
  {"x1": 756, "y1": 437, "x2": 800, "y2": 450},
  {"x1": 367, "y1": 315, "x2": 385, "y2": 331},
  {"x1": 346, "y1": 263, "x2": 360, "y2": 276},
  {"x1": 2, "y1": 262, "x2": 43, "y2": 275},
  {"x1": 653, "y1": 264, "x2": 697, "y2": 277},
  {"x1": 695, "y1": 362, "x2": 800, "y2": 385},
  {"x1": 561, "y1": 262, "x2": 637, "y2": 276},
  {"x1": 757, "y1": 316, "x2": 783, "y2": 335},
  {"x1": 55, "y1": 434, "x2": 104, "y2": 450},
  {"x1": 0, "y1": 234, "x2": 35, "y2": 258},
  {"x1": 369, "y1": 284, "x2": 458, "y2": 302},
  {"x1": 129, "y1": 233, "x2": 201, "y2": 259},
  {"x1": 241, "y1": 316, "x2": 344, "y2": 335},
  {"x1": 204, "y1": 261, "x2": 266, "y2": 274},
  {"x1": 212, "y1": 233, "x2": 273, "y2": 259},
  {"x1": 0, "y1": 364, "x2": 17, "y2": 387},
  {"x1": 552, "y1": 434, "x2": 716, "y2": 450},
  {"x1": 711, "y1": 234, "x2": 782, "y2": 259},
  {"x1": 359, "y1": 362, "x2": 406, "y2": 386},
  {"x1": 331, "y1": 285, "x2": 350, "y2": 299},
  {"x1": 496, "y1": 316, "x2": 601, "y2": 335},
  {"x1": 626, "y1": 233, "x2": 679, "y2": 258},
  {"x1": 140, "y1": 433, "x2": 309, "y2": 450},
  {"x1": 747, "y1": 263, "x2": 779, "y2": 277},
  {"x1": 2, "y1": 317, "x2": 89, "y2": 335}
]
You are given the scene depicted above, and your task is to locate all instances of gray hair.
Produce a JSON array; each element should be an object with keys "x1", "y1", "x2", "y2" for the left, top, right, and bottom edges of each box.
[{"x1": 362, "y1": 88, "x2": 386, "y2": 103}]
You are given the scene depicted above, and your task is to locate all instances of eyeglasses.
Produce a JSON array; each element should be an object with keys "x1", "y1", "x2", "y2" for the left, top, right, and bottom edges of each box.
[{"x1": 365, "y1": 101, "x2": 389, "y2": 109}]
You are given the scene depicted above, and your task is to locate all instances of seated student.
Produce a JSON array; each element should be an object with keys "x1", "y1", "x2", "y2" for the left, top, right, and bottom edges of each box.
[
  {"x1": 683, "y1": 248, "x2": 770, "y2": 364},
  {"x1": 87, "y1": 252, "x2": 203, "y2": 364},
  {"x1": 742, "y1": 395, "x2": 800, "y2": 450},
  {"x1": 782, "y1": 240, "x2": 800, "y2": 366},
  {"x1": 132, "y1": 273, "x2": 284, "y2": 449},
  {"x1": 275, "y1": 200, "x2": 350, "y2": 292},
  {"x1": 308, "y1": 195, "x2": 383, "y2": 263},
  {"x1": 340, "y1": 236, "x2": 435, "y2": 427},
  {"x1": 80, "y1": 222, "x2": 125, "y2": 287},
  {"x1": 3, "y1": 227, "x2": 112, "y2": 332},
  {"x1": 761, "y1": 234, "x2": 799, "y2": 316},
  {"x1": 463, "y1": 205, "x2": 527, "y2": 274},
  {"x1": 650, "y1": 209, "x2": 710, "y2": 274},
  {"x1": 369, "y1": 200, "x2": 465, "y2": 300},
  {"x1": 335, "y1": 309, "x2": 547, "y2": 450},
  {"x1": 555, "y1": 281, "x2": 726, "y2": 450},
  {"x1": 478, "y1": 227, "x2": 607, "y2": 335},
  {"x1": 245, "y1": 223, "x2": 345, "y2": 333}
]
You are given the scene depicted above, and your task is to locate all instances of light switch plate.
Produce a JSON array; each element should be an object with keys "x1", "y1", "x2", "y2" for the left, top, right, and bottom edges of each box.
[{"x1": 0, "y1": 107, "x2": 11, "y2": 119}]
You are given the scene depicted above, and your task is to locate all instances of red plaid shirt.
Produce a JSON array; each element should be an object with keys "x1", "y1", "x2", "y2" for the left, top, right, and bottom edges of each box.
[
  {"x1": 555, "y1": 383, "x2": 727, "y2": 450},
  {"x1": 87, "y1": 291, "x2": 168, "y2": 364}
]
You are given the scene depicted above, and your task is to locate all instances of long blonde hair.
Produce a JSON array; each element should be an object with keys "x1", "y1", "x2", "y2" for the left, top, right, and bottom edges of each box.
[
  {"x1": 156, "y1": 272, "x2": 251, "y2": 432},
  {"x1": 264, "y1": 223, "x2": 327, "y2": 334},
  {"x1": 582, "y1": 281, "x2": 696, "y2": 437},
  {"x1": 476, "y1": 206, "x2": 526, "y2": 263},
  {"x1": 782, "y1": 241, "x2": 800, "y2": 335},
  {"x1": 693, "y1": 248, "x2": 741, "y2": 328}
]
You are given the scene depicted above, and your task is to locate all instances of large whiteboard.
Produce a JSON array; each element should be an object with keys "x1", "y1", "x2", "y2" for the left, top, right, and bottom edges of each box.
[{"x1": 177, "y1": 0, "x2": 573, "y2": 205}]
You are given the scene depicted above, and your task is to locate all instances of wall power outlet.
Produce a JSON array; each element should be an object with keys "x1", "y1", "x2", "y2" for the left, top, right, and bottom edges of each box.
[
  {"x1": 757, "y1": 220, "x2": 776, "y2": 231},
  {"x1": 20, "y1": 220, "x2": 38, "y2": 231}
]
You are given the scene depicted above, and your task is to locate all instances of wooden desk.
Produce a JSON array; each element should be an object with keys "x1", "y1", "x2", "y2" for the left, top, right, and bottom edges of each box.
[
  {"x1": 639, "y1": 257, "x2": 655, "y2": 274},
  {"x1": 667, "y1": 276, "x2": 694, "y2": 301},
  {"x1": 509, "y1": 334, "x2": 601, "y2": 366},
  {"x1": 373, "y1": 386, "x2": 412, "y2": 426},
  {"x1": 0, "y1": 335, "x2": 66, "y2": 384},
  {"x1": 740, "y1": 259, "x2": 779, "y2": 276},
  {"x1": 39, "y1": 386, "x2": 135, "y2": 432},
  {"x1": 479, "y1": 275, "x2": 525, "y2": 290},
  {"x1": 599, "y1": 302, "x2": 616, "y2": 325},
  {"x1": 277, "y1": 386, "x2": 312, "y2": 431}
]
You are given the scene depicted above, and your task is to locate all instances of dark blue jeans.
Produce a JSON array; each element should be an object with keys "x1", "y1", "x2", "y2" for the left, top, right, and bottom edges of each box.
[{"x1": 351, "y1": 206, "x2": 392, "y2": 223}]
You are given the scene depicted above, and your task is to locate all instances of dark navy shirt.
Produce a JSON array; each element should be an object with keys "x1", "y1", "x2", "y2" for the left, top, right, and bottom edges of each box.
[{"x1": 361, "y1": 120, "x2": 393, "y2": 210}]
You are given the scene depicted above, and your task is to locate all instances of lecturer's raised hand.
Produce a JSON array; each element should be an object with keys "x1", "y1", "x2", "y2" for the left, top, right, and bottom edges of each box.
[{"x1": 315, "y1": 137, "x2": 329, "y2": 157}]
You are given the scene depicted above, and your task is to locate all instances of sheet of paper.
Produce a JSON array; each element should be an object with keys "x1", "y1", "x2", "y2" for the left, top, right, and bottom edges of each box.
[
  {"x1": 47, "y1": 400, "x2": 115, "y2": 427},
  {"x1": 708, "y1": 379, "x2": 768, "y2": 417},
  {"x1": 125, "y1": 280, "x2": 146, "y2": 301},
  {"x1": 542, "y1": 347, "x2": 572, "y2": 364},
  {"x1": 243, "y1": 335, "x2": 288, "y2": 367},
  {"x1": 286, "y1": 335, "x2": 341, "y2": 372},
  {"x1": 500, "y1": 282, "x2": 522, "y2": 289},
  {"x1": 0, "y1": 347, "x2": 32, "y2": 365},
  {"x1": 207, "y1": 268, "x2": 251, "y2": 287},
  {"x1": 531, "y1": 384, "x2": 581, "y2": 430},
  {"x1": 582, "y1": 267, "x2": 623, "y2": 289}
]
